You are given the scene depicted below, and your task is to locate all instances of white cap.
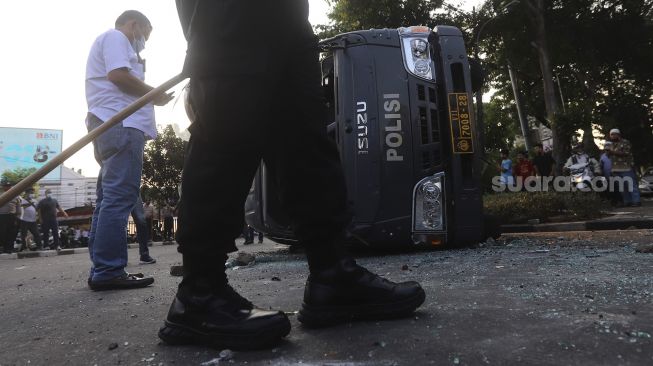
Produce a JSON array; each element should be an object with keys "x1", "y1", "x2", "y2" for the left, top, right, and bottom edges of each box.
[{"x1": 609, "y1": 128, "x2": 621, "y2": 135}]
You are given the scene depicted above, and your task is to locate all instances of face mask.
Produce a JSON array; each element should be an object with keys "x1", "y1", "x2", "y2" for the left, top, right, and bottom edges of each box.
[
  {"x1": 46, "y1": 194, "x2": 52, "y2": 198},
  {"x1": 132, "y1": 35, "x2": 146, "y2": 54},
  {"x1": 130, "y1": 23, "x2": 147, "y2": 54}
]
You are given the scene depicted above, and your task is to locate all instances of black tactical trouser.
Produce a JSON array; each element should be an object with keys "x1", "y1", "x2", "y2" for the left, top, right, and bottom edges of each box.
[
  {"x1": 41, "y1": 218, "x2": 60, "y2": 249},
  {"x1": 177, "y1": 36, "x2": 350, "y2": 280},
  {"x1": 0, "y1": 213, "x2": 17, "y2": 253}
]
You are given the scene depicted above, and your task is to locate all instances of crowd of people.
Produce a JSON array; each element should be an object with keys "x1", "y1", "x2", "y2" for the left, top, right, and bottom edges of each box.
[
  {"x1": 0, "y1": 186, "x2": 69, "y2": 253},
  {"x1": 497, "y1": 128, "x2": 642, "y2": 207},
  {"x1": 0, "y1": 183, "x2": 165, "y2": 262}
]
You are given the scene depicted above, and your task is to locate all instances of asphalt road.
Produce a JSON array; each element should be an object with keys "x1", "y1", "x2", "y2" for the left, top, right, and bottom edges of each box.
[{"x1": 0, "y1": 232, "x2": 652, "y2": 366}]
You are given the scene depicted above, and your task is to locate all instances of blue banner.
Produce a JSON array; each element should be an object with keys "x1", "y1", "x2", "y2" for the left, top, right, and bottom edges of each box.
[{"x1": 0, "y1": 127, "x2": 63, "y2": 182}]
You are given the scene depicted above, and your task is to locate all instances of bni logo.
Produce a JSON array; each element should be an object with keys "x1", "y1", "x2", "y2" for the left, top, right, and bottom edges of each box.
[{"x1": 36, "y1": 132, "x2": 59, "y2": 140}]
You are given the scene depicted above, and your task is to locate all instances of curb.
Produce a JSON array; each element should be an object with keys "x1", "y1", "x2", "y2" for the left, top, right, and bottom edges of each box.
[
  {"x1": 586, "y1": 219, "x2": 653, "y2": 231},
  {"x1": 0, "y1": 241, "x2": 176, "y2": 260},
  {"x1": 502, "y1": 218, "x2": 653, "y2": 233}
]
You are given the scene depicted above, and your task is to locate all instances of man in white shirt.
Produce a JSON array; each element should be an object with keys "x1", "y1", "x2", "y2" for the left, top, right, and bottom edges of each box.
[
  {"x1": 563, "y1": 142, "x2": 600, "y2": 176},
  {"x1": 84, "y1": 10, "x2": 172, "y2": 291},
  {"x1": 19, "y1": 188, "x2": 42, "y2": 251}
]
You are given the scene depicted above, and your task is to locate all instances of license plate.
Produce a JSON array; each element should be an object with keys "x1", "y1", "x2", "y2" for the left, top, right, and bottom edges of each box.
[{"x1": 448, "y1": 93, "x2": 475, "y2": 154}]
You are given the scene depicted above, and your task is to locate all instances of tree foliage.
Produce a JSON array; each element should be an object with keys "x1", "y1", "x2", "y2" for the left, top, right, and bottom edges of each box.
[
  {"x1": 1, "y1": 167, "x2": 37, "y2": 185},
  {"x1": 481, "y1": 0, "x2": 653, "y2": 167},
  {"x1": 483, "y1": 98, "x2": 518, "y2": 152},
  {"x1": 141, "y1": 125, "x2": 186, "y2": 206},
  {"x1": 317, "y1": 0, "x2": 444, "y2": 38}
]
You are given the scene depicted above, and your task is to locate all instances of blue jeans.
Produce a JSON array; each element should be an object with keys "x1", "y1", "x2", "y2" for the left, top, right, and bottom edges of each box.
[
  {"x1": 87, "y1": 114, "x2": 145, "y2": 281},
  {"x1": 131, "y1": 196, "x2": 150, "y2": 257},
  {"x1": 614, "y1": 170, "x2": 641, "y2": 205}
]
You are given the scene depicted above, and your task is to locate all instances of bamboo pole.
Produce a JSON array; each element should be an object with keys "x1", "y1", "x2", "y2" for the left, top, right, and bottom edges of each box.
[{"x1": 0, "y1": 73, "x2": 187, "y2": 207}]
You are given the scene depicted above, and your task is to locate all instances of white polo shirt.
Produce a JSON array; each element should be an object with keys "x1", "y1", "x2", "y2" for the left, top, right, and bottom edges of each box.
[
  {"x1": 20, "y1": 198, "x2": 37, "y2": 222},
  {"x1": 85, "y1": 29, "x2": 156, "y2": 139}
]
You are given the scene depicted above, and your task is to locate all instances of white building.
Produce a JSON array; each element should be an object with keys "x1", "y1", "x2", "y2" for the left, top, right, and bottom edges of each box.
[{"x1": 39, "y1": 166, "x2": 97, "y2": 210}]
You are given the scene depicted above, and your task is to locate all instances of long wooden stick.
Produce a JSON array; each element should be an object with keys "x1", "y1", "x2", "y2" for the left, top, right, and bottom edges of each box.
[{"x1": 0, "y1": 73, "x2": 187, "y2": 207}]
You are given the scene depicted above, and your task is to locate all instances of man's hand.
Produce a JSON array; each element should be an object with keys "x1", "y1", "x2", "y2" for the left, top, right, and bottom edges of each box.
[
  {"x1": 154, "y1": 91, "x2": 175, "y2": 106},
  {"x1": 108, "y1": 68, "x2": 174, "y2": 105}
]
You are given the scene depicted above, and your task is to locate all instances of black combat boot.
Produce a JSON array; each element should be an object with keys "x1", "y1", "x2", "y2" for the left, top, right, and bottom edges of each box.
[
  {"x1": 158, "y1": 255, "x2": 290, "y2": 350},
  {"x1": 159, "y1": 283, "x2": 291, "y2": 350},
  {"x1": 298, "y1": 258, "x2": 426, "y2": 328}
]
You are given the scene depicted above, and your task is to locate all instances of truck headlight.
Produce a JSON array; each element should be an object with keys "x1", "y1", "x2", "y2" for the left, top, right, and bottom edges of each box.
[
  {"x1": 414, "y1": 59, "x2": 431, "y2": 76},
  {"x1": 399, "y1": 26, "x2": 435, "y2": 81},
  {"x1": 411, "y1": 39, "x2": 429, "y2": 58},
  {"x1": 413, "y1": 172, "x2": 445, "y2": 232}
]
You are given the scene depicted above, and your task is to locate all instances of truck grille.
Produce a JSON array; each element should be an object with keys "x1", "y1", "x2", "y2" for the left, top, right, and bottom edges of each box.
[{"x1": 415, "y1": 83, "x2": 442, "y2": 173}]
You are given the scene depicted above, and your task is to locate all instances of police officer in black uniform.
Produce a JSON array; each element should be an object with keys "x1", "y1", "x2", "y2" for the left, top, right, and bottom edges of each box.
[{"x1": 160, "y1": 0, "x2": 425, "y2": 349}]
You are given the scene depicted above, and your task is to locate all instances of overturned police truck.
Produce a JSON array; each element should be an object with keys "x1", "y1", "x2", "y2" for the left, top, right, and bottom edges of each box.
[{"x1": 245, "y1": 25, "x2": 484, "y2": 248}]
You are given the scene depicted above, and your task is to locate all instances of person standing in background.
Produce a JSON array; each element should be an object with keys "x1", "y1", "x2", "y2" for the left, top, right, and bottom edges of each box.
[
  {"x1": 600, "y1": 141, "x2": 621, "y2": 206},
  {"x1": 131, "y1": 195, "x2": 156, "y2": 264},
  {"x1": 499, "y1": 149, "x2": 514, "y2": 186},
  {"x1": 37, "y1": 189, "x2": 67, "y2": 250},
  {"x1": 0, "y1": 182, "x2": 21, "y2": 254},
  {"x1": 161, "y1": 202, "x2": 174, "y2": 241},
  {"x1": 143, "y1": 200, "x2": 154, "y2": 243},
  {"x1": 19, "y1": 188, "x2": 42, "y2": 251},
  {"x1": 607, "y1": 129, "x2": 641, "y2": 207},
  {"x1": 514, "y1": 151, "x2": 535, "y2": 188},
  {"x1": 532, "y1": 144, "x2": 556, "y2": 177}
]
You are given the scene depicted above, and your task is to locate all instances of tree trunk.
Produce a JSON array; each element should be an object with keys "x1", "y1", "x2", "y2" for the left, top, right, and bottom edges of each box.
[
  {"x1": 576, "y1": 72, "x2": 600, "y2": 158},
  {"x1": 525, "y1": 0, "x2": 563, "y2": 172},
  {"x1": 528, "y1": 0, "x2": 559, "y2": 119},
  {"x1": 582, "y1": 124, "x2": 599, "y2": 157},
  {"x1": 550, "y1": 125, "x2": 567, "y2": 173}
]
